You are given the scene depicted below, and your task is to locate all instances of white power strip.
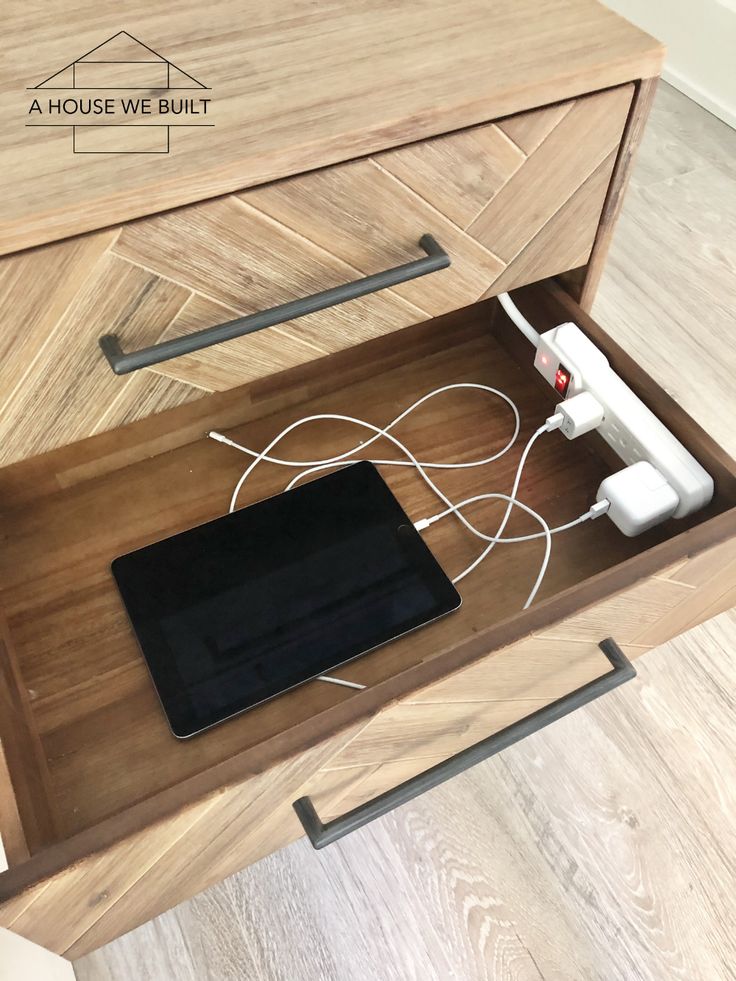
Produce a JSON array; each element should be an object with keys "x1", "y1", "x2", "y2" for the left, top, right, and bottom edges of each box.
[{"x1": 533, "y1": 322, "x2": 713, "y2": 519}]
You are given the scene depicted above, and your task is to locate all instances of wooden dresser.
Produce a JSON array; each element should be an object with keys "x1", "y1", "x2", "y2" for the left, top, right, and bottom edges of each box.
[{"x1": 1, "y1": 0, "x2": 734, "y2": 962}]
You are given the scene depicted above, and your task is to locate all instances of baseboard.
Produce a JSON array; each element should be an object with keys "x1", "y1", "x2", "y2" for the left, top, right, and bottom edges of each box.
[{"x1": 662, "y1": 65, "x2": 736, "y2": 129}]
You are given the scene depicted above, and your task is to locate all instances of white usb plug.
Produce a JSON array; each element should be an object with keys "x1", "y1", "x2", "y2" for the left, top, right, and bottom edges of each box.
[
  {"x1": 498, "y1": 290, "x2": 714, "y2": 539},
  {"x1": 544, "y1": 394, "x2": 680, "y2": 535},
  {"x1": 533, "y1": 320, "x2": 713, "y2": 518},
  {"x1": 545, "y1": 392, "x2": 605, "y2": 439}
]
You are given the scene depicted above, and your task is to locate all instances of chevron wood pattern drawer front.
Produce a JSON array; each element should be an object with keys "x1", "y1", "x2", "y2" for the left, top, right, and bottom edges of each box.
[
  {"x1": 5, "y1": 525, "x2": 725, "y2": 959},
  {"x1": 9, "y1": 529, "x2": 729, "y2": 960},
  {"x1": 246, "y1": 84, "x2": 632, "y2": 309},
  {"x1": 305, "y1": 538, "x2": 736, "y2": 824},
  {"x1": 0, "y1": 727, "x2": 367, "y2": 959},
  {"x1": 0, "y1": 85, "x2": 632, "y2": 467}
]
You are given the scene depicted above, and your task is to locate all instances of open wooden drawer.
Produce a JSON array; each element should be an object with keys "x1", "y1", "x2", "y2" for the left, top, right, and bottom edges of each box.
[{"x1": 1, "y1": 281, "x2": 735, "y2": 958}]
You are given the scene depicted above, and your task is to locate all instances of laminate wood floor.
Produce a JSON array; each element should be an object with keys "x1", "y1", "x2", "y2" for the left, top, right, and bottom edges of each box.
[{"x1": 75, "y1": 83, "x2": 736, "y2": 981}]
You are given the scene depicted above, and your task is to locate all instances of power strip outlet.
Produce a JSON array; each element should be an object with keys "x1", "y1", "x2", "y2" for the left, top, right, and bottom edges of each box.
[{"x1": 534, "y1": 322, "x2": 713, "y2": 518}]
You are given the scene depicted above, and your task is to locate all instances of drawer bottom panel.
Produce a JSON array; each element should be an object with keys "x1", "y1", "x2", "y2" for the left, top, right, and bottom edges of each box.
[{"x1": 0, "y1": 281, "x2": 734, "y2": 958}]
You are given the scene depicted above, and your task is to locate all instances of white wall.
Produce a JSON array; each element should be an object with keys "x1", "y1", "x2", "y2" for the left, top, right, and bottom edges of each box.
[
  {"x1": 0, "y1": 841, "x2": 75, "y2": 980},
  {"x1": 604, "y1": 0, "x2": 736, "y2": 128},
  {"x1": 0, "y1": 929, "x2": 75, "y2": 981}
]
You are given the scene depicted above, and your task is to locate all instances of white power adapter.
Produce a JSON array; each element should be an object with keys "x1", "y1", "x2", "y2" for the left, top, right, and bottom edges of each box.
[
  {"x1": 533, "y1": 321, "x2": 713, "y2": 520},
  {"x1": 597, "y1": 461, "x2": 679, "y2": 536}
]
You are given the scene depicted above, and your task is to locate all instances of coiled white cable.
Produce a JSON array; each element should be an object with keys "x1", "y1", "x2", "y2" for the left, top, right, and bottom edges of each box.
[
  {"x1": 418, "y1": 494, "x2": 609, "y2": 607},
  {"x1": 211, "y1": 385, "x2": 520, "y2": 546},
  {"x1": 212, "y1": 384, "x2": 519, "y2": 513},
  {"x1": 209, "y1": 384, "x2": 557, "y2": 607},
  {"x1": 452, "y1": 491, "x2": 551, "y2": 608},
  {"x1": 281, "y1": 424, "x2": 554, "y2": 604},
  {"x1": 447, "y1": 424, "x2": 548, "y2": 588},
  {"x1": 418, "y1": 497, "x2": 609, "y2": 539}
]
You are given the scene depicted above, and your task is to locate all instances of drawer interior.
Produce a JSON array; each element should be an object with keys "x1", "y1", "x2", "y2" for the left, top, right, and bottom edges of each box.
[{"x1": 1, "y1": 280, "x2": 734, "y2": 858}]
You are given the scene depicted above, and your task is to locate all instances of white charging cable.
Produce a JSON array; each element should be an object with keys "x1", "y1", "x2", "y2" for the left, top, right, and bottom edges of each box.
[
  {"x1": 210, "y1": 385, "x2": 524, "y2": 690},
  {"x1": 211, "y1": 384, "x2": 522, "y2": 550},
  {"x1": 209, "y1": 391, "x2": 584, "y2": 604},
  {"x1": 208, "y1": 384, "x2": 607, "y2": 685},
  {"x1": 417, "y1": 495, "x2": 608, "y2": 605},
  {"x1": 212, "y1": 383, "x2": 520, "y2": 511},
  {"x1": 417, "y1": 498, "x2": 609, "y2": 537},
  {"x1": 280, "y1": 418, "x2": 556, "y2": 600},
  {"x1": 280, "y1": 404, "x2": 605, "y2": 599},
  {"x1": 285, "y1": 449, "x2": 554, "y2": 605},
  {"x1": 497, "y1": 292, "x2": 540, "y2": 347}
]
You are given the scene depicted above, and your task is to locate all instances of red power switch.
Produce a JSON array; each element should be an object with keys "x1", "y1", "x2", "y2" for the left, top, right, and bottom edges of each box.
[{"x1": 554, "y1": 365, "x2": 571, "y2": 396}]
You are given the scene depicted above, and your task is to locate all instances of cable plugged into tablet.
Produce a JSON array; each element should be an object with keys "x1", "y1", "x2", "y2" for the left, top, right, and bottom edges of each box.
[
  {"x1": 209, "y1": 386, "x2": 605, "y2": 615},
  {"x1": 208, "y1": 294, "x2": 713, "y2": 698},
  {"x1": 207, "y1": 400, "x2": 595, "y2": 693}
]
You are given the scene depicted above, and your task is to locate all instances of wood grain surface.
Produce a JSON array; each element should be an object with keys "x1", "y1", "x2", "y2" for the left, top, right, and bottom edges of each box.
[
  {"x1": 0, "y1": 272, "x2": 734, "y2": 957},
  {"x1": 0, "y1": 731, "x2": 369, "y2": 960},
  {"x1": 572, "y1": 76, "x2": 661, "y2": 309},
  {"x1": 1, "y1": 0, "x2": 662, "y2": 254},
  {"x1": 78, "y1": 613, "x2": 736, "y2": 981},
  {"x1": 72, "y1": 83, "x2": 736, "y2": 981},
  {"x1": 0, "y1": 87, "x2": 633, "y2": 469},
  {"x1": 307, "y1": 541, "x2": 736, "y2": 825},
  {"x1": 0, "y1": 296, "x2": 684, "y2": 843},
  {"x1": 466, "y1": 89, "x2": 630, "y2": 261},
  {"x1": 0, "y1": 741, "x2": 28, "y2": 867}
]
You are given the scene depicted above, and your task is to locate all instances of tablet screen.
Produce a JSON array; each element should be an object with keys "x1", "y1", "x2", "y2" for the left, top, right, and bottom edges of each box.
[{"x1": 112, "y1": 461, "x2": 460, "y2": 737}]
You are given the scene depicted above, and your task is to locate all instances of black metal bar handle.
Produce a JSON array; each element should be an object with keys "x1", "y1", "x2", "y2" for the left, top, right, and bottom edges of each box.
[
  {"x1": 293, "y1": 638, "x2": 635, "y2": 849},
  {"x1": 99, "y1": 234, "x2": 450, "y2": 375}
]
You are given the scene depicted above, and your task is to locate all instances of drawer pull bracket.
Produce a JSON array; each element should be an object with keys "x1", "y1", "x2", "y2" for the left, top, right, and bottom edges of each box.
[
  {"x1": 99, "y1": 234, "x2": 450, "y2": 375},
  {"x1": 293, "y1": 638, "x2": 635, "y2": 849}
]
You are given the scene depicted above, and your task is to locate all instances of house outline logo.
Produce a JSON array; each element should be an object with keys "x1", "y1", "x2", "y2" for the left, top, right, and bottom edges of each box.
[{"x1": 26, "y1": 30, "x2": 213, "y2": 154}]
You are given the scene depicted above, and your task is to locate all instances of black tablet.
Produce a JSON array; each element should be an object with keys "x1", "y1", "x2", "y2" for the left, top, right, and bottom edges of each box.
[{"x1": 112, "y1": 461, "x2": 461, "y2": 738}]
